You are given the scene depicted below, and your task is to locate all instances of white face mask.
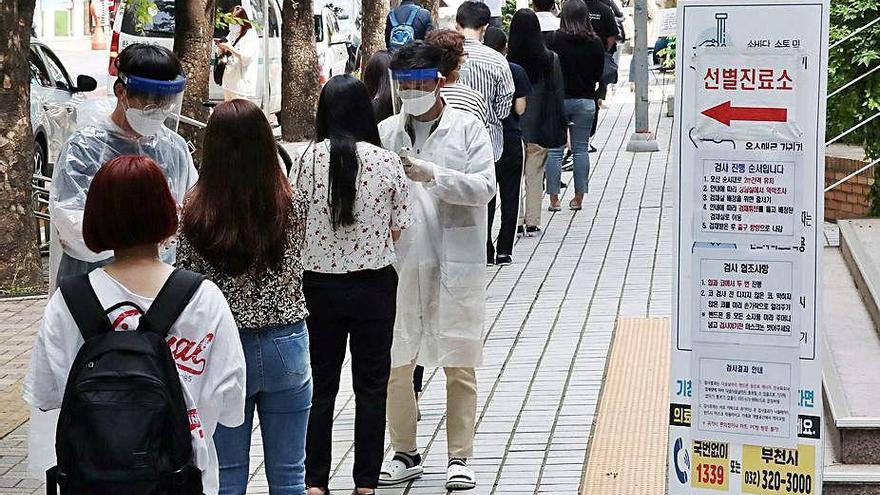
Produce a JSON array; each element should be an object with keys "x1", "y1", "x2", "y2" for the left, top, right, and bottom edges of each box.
[
  {"x1": 399, "y1": 88, "x2": 437, "y2": 117},
  {"x1": 228, "y1": 24, "x2": 242, "y2": 36},
  {"x1": 124, "y1": 103, "x2": 169, "y2": 137}
]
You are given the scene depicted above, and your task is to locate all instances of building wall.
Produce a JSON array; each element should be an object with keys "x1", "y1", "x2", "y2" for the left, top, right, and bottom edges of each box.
[{"x1": 825, "y1": 154, "x2": 876, "y2": 221}]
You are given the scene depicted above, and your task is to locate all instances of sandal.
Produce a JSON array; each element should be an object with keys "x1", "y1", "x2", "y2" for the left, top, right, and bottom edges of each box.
[
  {"x1": 569, "y1": 199, "x2": 582, "y2": 211},
  {"x1": 548, "y1": 203, "x2": 562, "y2": 212},
  {"x1": 446, "y1": 458, "x2": 476, "y2": 490},
  {"x1": 378, "y1": 451, "x2": 424, "y2": 486}
]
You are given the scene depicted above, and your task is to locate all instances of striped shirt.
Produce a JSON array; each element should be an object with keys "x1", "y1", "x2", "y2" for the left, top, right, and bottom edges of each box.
[
  {"x1": 441, "y1": 84, "x2": 489, "y2": 126},
  {"x1": 459, "y1": 38, "x2": 515, "y2": 161}
]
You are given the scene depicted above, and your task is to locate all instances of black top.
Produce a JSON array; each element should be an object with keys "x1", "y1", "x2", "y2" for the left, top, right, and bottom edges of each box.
[
  {"x1": 586, "y1": 0, "x2": 618, "y2": 47},
  {"x1": 385, "y1": 0, "x2": 433, "y2": 48},
  {"x1": 549, "y1": 32, "x2": 605, "y2": 99},
  {"x1": 502, "y1": 62, "x2": 533, "y2": 138}
]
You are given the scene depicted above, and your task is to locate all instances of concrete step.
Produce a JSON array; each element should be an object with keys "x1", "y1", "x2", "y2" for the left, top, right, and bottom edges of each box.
[
  {"x1": 824, "y1": 413, "x2": 880, "y2": 495},
  {"x1": 823, "y1": 247, "x2": 880, "y2": 466},
  {"x1": 839, "y1": 219, "x2": 880, "y2": 334}
]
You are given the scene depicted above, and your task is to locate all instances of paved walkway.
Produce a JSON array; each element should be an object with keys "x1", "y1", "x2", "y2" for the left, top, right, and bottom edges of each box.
[{"x1": 0, "y1": 80, "x2": 675, "y2": 494}]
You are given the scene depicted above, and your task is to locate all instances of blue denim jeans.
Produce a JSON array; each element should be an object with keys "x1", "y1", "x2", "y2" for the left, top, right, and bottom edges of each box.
[
  {"x1": 546, "y1": 98, "x2": 597, "y2": 195},
  {"x1": 214, "y1": 322, "x2": 312, "y2": 495}
]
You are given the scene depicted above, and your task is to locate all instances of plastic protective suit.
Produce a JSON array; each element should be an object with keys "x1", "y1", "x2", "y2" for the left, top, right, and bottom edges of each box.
[
  {"x1": 378, "y1": 105, "x2": 496, "y2": 369},
  {"x1": 48, "y1": 98, "x2": 198, "y2": 289}
]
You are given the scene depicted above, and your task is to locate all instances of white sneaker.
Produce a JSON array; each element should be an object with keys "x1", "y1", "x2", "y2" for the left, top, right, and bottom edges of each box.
[
  {"x1": 446, "y1": 458, "x2": 476, "y2": 490},
  {"x1": 378, "y1": 451, "x2": 424, "y2": 486}
]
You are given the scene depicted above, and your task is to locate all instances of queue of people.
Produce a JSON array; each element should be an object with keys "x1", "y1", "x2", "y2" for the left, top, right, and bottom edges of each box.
[{"x1": 23, "y1": 0, "x2": 617, "y2": 492}]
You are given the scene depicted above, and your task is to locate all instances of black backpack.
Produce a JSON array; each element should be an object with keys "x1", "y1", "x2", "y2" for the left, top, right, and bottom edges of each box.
[{"x1": 47, "y1": 269, "x2": 206, "y2": 495}]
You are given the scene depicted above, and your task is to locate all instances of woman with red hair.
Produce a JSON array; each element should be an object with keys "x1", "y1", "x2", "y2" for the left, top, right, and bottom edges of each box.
[{"x1": 23, "y1": 155, "x2": 247, "y2": 495}]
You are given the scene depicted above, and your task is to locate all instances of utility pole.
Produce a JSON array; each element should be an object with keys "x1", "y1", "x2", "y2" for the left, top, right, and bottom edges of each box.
[{"x1": 626, "y1": 0, "x2": 660, "y2": 152}]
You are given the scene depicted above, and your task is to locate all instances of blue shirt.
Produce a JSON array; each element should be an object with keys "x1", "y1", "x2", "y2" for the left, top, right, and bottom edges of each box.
[{"x1": 385, "y1": 0, "x2": 433, "y2": 48}]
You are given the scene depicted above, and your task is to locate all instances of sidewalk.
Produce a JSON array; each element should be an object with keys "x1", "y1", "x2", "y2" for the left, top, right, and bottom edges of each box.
[{"x1": 0, "y1": 80, "x2": 675, "y2": 494}]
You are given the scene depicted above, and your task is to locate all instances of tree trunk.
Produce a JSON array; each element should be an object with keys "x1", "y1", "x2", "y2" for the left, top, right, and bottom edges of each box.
[
  {"x1": 422, "y1": 0, "x2": 439, "y2": 25},
  {"x1": 0, "y1": 0, "x2": 43, "y2": 295},
  {"x1": 280, "y1": 0, "x2": 319, "y2": 142},
  {"x1": 360, "y1": 0, "x2": 389, "y2": 71},
  {"x1": 174, "y1": 0, "x2": 216, "y2": 166}
]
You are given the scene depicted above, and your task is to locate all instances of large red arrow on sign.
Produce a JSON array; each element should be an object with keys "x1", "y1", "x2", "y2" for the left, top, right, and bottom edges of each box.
[{"x1": 701, "y1": 101, "x2": 788, "y2": 126}]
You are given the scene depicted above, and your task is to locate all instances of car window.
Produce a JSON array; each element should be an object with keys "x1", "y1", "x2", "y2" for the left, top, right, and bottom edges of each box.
[
  {"x1": 29, "y1": 48, "x2": 52, "y2": 87},
  {"x1": 267, "y1": 3, "x2": 279, "y2": 37},
  {"x1": 314, "y1": 14, "x2": 324, "y2": 43},
  {"x1": 121, "y1": 0, "x2": 175, "y2": 37},
  {"x1": 36, "y1": 47, "x2": 71, "y2": 90}
]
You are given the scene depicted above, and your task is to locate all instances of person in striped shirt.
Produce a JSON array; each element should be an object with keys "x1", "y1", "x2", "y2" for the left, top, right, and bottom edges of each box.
[
  {"x1": 455, "y1": 1, "x2": 514, "y2": 162},
  {"x1": 425, "y1": 29, "x2": 489, "y2": 126}
]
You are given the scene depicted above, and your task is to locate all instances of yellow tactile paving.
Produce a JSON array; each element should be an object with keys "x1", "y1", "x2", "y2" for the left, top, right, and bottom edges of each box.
[
  {"x1": 0, "y1": 381, "x2": 28, "y2": 438},
  {"x1": 581, "y1": 318, "x2": 671, "y2": 495}
]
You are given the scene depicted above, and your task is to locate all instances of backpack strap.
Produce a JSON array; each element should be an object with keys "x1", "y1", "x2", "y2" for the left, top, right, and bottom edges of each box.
[
  {"x1": 140, "y1": 269, "x2": 205, "y2": 337},
  {"x1": 388, "y1": 10, "x2": 400, "y2": 27},
  {"x1": 59, "y1": 274, "x2": 113, "y2": 341},
  {"x1": 404, "y1": 6, "x2": 419, "y2": 26}
]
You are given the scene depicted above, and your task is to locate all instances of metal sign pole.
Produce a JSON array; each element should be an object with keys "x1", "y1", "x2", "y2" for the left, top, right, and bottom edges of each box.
[
  {"x1": 626, "y1": 0, "x2": 660, "y2": 152},
  {"x1": 261, "y1": 0, "x2": 271, "y2": 114}
]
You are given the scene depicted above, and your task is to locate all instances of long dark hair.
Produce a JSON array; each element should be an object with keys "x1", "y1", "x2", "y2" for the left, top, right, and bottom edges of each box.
[
  {"x1": 362, "y1": 50, "x2": 394, "y2": 123},
  {"x1": 314, "y1": 75, "x2": 382, "y2": 229},
  {"x1": 559, "y1": 0, "x2": 598, "y2": 40},
  {"x1": 182, "y1": 99, "x2": 292, "y2": 276},
  {"x1": 508, "y1": 9, "x2": 553, "y2": 83}
]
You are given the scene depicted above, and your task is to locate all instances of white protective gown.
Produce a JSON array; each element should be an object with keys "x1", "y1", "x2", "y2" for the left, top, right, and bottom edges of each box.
[
  {"x1": 48, "y1": 98, "x2": 198, "y2": 289},
  {"x1": 379, "y1": 105, "x2": 496, "y2": 369}
]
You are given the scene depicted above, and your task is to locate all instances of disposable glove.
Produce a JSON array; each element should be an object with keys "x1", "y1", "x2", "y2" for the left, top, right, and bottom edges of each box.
[{"x1": 401, "y1": 155, "x2": 436, "y2": 182}]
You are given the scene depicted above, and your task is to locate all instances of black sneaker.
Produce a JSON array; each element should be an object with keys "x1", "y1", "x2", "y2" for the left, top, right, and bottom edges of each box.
[
  {"x1": 517, "y1": 225, "x2": 542, "y2": 234},
  {"x1": 495, "y1": 255, "x2": 512, "y2": 266},
  {"x1": 589, "y1": 144, "x2": 598, "y2": 153}
]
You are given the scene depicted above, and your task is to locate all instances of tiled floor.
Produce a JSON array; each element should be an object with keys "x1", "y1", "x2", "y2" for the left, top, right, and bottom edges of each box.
[{"x1": 0, "y1": 82, "x2": 675, "y2": 494}]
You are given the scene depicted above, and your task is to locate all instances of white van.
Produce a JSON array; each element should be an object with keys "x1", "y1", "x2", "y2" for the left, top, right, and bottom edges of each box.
[{"x1": 108, "y1": 0, "x2": 357, "y2": 116}]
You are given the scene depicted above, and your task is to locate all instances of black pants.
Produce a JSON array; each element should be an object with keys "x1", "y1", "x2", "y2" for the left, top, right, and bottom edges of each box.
[
  {"x1": 303, "y1": 266, "x2": 397, "y2": 489},
  {"x1": 488, "y1": 136, "x2": 524, "y2": 261}
]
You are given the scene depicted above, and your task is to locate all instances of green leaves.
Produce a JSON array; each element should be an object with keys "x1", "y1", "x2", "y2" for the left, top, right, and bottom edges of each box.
[
  {"x1": 828, "y1": 0, "x2": 880, "y2": 211},
  {"x1": 127, "y1": 0, "x2": 159, "y2": 33}
]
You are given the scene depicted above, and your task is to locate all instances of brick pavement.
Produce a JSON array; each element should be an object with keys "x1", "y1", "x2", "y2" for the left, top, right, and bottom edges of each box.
[{"x1": 0, "y1": 81, "x2": 675, "y2": 494}]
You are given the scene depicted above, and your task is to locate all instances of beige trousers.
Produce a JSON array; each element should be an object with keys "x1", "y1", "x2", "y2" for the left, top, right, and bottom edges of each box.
[
  {"x1": 387, "y1": 361, "x2": 477, "y2": 458},
  {"x1": 520, "y1": 143, "x2": 549, "y2": 227}
]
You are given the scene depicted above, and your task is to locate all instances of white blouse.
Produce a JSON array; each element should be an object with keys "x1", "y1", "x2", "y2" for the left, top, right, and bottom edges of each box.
[{"x1": 294, "y1": 140, "x2": 413, "y2": 273}]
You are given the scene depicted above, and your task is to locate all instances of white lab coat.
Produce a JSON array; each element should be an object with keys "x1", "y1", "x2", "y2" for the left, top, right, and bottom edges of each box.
[
  {"x1": 379, "y1": 105, "x2": 496, "y2": 369},
  {"x1": 221, "y1": 29, "x2": 260, "y2": 99}
]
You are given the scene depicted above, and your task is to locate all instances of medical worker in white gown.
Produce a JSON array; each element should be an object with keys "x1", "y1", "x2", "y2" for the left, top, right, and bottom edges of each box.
[{"x1": 377, "y1": 42, "x2": 495, "y2": 491}]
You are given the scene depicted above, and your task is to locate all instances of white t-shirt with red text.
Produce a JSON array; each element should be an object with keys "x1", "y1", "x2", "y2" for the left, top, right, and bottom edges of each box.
[{"x1": 23, "y1": 268, "x2": 247, "y2": 495}]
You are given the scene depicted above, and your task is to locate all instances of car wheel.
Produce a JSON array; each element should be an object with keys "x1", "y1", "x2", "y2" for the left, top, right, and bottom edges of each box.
[{"x1": 33, "y1": 141, "x2": 46, "y2": 178}]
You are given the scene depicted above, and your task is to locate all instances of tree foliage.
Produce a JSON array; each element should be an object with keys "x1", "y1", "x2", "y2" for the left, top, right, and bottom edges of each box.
[{"x1": 827, "y1": 0, "x2": 880, "y2": 213}]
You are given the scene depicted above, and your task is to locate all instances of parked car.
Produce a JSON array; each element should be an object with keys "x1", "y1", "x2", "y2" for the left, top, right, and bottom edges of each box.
[
  {"x1": 29, "y1": 40, "x2": 98, "y2": 179},
  {"x1": 108, "y1": 0, "x2": 359, "y2": 116}
]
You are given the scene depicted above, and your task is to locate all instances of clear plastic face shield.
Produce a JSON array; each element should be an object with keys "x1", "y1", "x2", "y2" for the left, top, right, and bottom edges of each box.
[
  {"x1": 390, "y1": 68, "x2": 443, "y2": 117},
  {"x1": 117, "y1": 73, "x2": 186, "y2": 136}
]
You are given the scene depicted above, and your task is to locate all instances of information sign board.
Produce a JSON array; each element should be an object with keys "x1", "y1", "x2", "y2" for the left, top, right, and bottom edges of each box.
[{"x1": 669, "y1": 1, "x2": 829, "y2": 493}]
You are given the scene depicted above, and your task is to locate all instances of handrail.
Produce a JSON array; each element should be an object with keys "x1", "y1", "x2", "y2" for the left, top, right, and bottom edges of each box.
[
  {"x1": 828, "y1": 63, "x2": 880, "y2": 99},
  {"x1": 829, "y1": 16, "x2": 880, "y2": 51},
  {"x1": 179, "y1": 114, "x2": 207, "y2": 129},
  {"x1": 826, "y1": 110, "x2": 880, "y2": 146},
  {"x1": 825, "y1": 156, "x2": 880, "y2": 193}
]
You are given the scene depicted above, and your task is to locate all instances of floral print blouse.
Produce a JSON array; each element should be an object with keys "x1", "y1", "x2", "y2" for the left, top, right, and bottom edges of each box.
[
  {"x1": 176, "y1": 193, "x2": 310, "y2": 329},
  {"x1": 294, "y1": 140, "x2": 413, "y2": 273}
]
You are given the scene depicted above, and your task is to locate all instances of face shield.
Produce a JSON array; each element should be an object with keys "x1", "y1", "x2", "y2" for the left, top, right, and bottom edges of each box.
[
  {"x1": 118, "y1": 72, "x2": 186, "y2": 136},
  {"x1": 390, "y1": 68, "x2": 443, "y2": 117}
]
